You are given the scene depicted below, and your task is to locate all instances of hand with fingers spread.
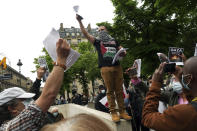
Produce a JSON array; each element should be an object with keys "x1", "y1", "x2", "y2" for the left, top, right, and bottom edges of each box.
[
  {"x1": 152, "y1": 63, "x2": 165, "y2": 83},
  {"x1": 56, "y1": 38, "x2": 70, "y2": 65},
  {"x1": 37, "y1": 67, "x2": 46, "y2": 80}
]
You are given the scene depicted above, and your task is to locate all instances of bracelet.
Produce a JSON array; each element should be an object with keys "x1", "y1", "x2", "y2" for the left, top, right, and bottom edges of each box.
[{"x1": 53, "y1": 62, "x2": 66, "y2": 70}]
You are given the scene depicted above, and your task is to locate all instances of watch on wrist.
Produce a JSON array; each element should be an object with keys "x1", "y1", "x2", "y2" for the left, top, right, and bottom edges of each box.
[{"x1": 53, "y1": 62, "x2": 66, "y2": 70}]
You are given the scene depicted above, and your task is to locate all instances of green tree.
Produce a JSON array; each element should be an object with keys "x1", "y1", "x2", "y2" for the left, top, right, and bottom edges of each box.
[
  {"x1": 72, "y1": 42, "x2": 101, "y2": 97},
  {"x1": 109, "y1": 0, "x2": 197, "y2": 78}
]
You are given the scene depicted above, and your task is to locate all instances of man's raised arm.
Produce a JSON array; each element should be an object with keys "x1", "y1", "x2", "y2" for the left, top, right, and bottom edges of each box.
[
  {"x1": 76, "y1": 14, "x2": 95, "y2": 44},
  {"x1": 35, "y1": 39, "x2": 70, "y2": 112}
]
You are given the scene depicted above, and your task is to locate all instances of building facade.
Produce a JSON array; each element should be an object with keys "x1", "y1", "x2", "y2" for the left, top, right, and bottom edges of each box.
[
  {"x1": 0, "y1": 65, "x2": 33, "y2": 91},
  {"x1": 58, "y1": 23, "x2": 98, "y2": 45}
]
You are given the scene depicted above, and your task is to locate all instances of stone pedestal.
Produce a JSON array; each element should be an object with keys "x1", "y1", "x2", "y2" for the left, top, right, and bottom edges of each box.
[{"x1": 50, "y1": 104, "x2": 132, "y2": 131}]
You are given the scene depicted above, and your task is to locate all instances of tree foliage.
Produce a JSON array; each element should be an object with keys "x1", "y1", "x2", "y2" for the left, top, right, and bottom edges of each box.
[{"x1": 108, "y1": 0, "x2": 197, "y2": 78}]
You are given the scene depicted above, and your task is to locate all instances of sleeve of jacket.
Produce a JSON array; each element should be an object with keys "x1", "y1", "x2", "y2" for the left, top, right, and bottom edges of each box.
[
  {"x1": 142, "y1": 81, "x2": 196, "y2": 131},
  {"x1": 29, "y1": 79, "x2": 42, "y2": 100}
]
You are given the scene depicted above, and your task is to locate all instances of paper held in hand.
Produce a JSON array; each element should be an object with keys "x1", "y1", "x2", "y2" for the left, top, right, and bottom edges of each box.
[
  {"x1": 168, "y1": 47, "x2": 184, "y2": 65},
  {"x1": 112, "y1": 48, "x2": 128, "y2": 64},
  {"x1": 194, "y1": 44, "x2": 197, "y2": 57},
  {"x1": 73, "y1": 5, "x2": 79, "y2": 13},
  {"x1": 38, "y1": 58, "x2": 50, "y2": 82},
  {"x1": 133, "y1": 59, "x2": 141, "y2": 78},
  {"x1": 43, "y1": 28, "x2": 80, "y2": 71}
]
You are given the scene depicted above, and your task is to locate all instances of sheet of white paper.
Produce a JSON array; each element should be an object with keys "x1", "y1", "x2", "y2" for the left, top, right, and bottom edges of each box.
[
  {"x1": 38, "y1": 58, "x2": 47, "y2": 68},
  {"x1": 43, "y1": 28, "x2": 80, "y2": 71},
  {"x1": 170, "y1": 62, "x2": 183, "y2": 66},
  {"x1": 112, "y1": 48, "x2": 127, "y2": 64},
  {"x1": 38, "y1": 58, "x2": 50, "y2": 82},
  {"x1": 134, "y1": 59, "x2": 141, "y2": 78},
  {"x1": 194, "y1": 43, "x2": 197, "y2": 56},
  {"x1": 73, "y1": 5, "x2": 79, "y2": 13}
]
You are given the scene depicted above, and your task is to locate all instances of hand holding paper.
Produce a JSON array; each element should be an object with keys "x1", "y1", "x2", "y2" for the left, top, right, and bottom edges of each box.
[
  {"x1": 112, "y1": 48, "x2": 128, "y2": 64},
  {"x1": 74, "y1": 5, "x2": 83, "y2": 21},
  {"x1": 43, "y1": 28, "x2": 80, "y2": 71},
  {"x1": 38, "y1": 58, "x2": 50, "y2": 82}
]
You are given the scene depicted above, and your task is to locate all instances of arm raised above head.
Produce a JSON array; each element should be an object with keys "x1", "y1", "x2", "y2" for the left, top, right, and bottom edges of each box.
[
  {"x1": 76, "y1": 14, "x2": 95, "y2": 44},
  {"x1": 35, "y1": 39, "x2": 70, "y2": 112}
]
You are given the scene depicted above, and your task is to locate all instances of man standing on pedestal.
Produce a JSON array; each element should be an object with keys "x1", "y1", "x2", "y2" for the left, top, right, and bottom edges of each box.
[{"x1": 76, "y1": 14, "x2": 131, "y2": 122}]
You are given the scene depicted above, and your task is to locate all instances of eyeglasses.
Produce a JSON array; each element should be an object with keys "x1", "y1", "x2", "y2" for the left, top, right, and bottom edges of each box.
[{"x1": 182, "y1": 74, "x2": 192, "y2": 85}]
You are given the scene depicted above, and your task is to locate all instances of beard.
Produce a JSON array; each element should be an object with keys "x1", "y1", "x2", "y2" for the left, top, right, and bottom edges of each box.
[{"x1": 97, "y1": 31, "x2": 114, "y2": 42}]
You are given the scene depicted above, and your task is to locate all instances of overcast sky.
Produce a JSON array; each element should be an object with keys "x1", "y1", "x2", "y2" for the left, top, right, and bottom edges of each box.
[{"x1": 0, "y1": 0, "x2": 115, "y2": 81}]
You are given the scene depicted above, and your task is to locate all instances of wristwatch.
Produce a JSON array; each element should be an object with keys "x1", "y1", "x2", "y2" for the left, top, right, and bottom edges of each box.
[{"x1": 53, "y1": 62, "x2": 66, "y2": 70}]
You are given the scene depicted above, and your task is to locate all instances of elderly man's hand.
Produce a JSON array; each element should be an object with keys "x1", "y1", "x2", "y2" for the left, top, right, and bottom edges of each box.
[
  {"x1": 56, "y1": 39, "x2": 70, "y2": 64},
  {"x1": 37, "y1": 67, "x2": 46, "y2": 80},
  {"x1": 152, "y1": 63, "x2": 165, "y2": 83}
]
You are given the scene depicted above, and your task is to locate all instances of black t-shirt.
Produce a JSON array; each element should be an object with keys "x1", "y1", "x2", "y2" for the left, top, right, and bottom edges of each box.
[{"x1": 94, "y1": 39, "x2": 120, "y2": 68}]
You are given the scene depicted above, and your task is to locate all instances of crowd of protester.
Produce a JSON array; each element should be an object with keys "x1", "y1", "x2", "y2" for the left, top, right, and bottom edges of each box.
[
  {"x1": 0, "y1": 17, "x2": 197, "y2": 131},
  {"x1": 0, "y1": 43, "x2": 197, "y2": 131}
]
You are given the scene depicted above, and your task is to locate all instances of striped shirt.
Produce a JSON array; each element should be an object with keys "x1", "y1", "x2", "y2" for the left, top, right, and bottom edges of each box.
[{"x1": 0, "y1": 102, "x2": 46, "y2": 131}]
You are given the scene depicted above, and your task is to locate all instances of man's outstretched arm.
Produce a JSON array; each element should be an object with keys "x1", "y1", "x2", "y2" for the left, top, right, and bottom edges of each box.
[
  {"x1": 35, "y1": 39, "x2": 70, "y2": 112},
  {"x1": 76, "y1": 14, "x2": 95, "y2": 44}
]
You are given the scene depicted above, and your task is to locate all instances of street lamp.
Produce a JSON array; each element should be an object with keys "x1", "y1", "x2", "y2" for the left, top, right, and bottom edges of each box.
[
  {"x1": 17, "y1": 59, "x2": 23, "y2": 87},
  {"x1": 17, "y1": 59, "x2": 23, "y2": 73}
]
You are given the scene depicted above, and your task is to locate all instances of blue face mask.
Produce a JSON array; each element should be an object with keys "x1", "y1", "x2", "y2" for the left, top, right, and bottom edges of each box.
[
  {"x1": 172, "y1": 81, "x2": 183, "y2": 94},
  {"x1": 22, "y1": 99, "x2": 33, "y2": 109},
  {"x1": 181, "y1": 75, "x2": 190, "y2": 90},
  {"x1": 53, "y1": 112, "x2": 58, "y2": 117}
]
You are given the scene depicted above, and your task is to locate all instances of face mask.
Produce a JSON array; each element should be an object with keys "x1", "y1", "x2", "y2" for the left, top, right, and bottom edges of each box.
[
  {"x1": 181, "y1": 75, "x2": 190, "y2": 90},
  {"x1": 53, "y1": 112, "x2": 58, "y2": 117},
  {"x1": 22, "y1": 99, "x2": 33, "y2": 109},
  {"x1": 98, "y1": 30, "x2": 113, "y2": 42},
  {"x1": 101, "y1": 90, "x2": 105, "y2": 94},
  {"x1": 172, "y1": 81, "x2": 183, "y2": 94}
]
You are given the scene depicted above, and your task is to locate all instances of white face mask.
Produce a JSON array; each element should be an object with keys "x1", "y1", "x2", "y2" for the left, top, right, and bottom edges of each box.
[
  {"x1": 101, "y1": 90, "x2": 105, "y2": 94},
  {"x1": 172, "y1": 81, "x2": 183, "y2": 94},
  {"x1": 53, "y1": 112, "x2": 58, "y2": 117},
  {"x1": 22, "y1": 99, "x2": 33, "y2": 109}
]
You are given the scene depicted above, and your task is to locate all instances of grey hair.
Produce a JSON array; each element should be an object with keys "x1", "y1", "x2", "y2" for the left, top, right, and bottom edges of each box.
[{"x1": 0, "y1": 99, "x2": 18, "y2": 126}]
